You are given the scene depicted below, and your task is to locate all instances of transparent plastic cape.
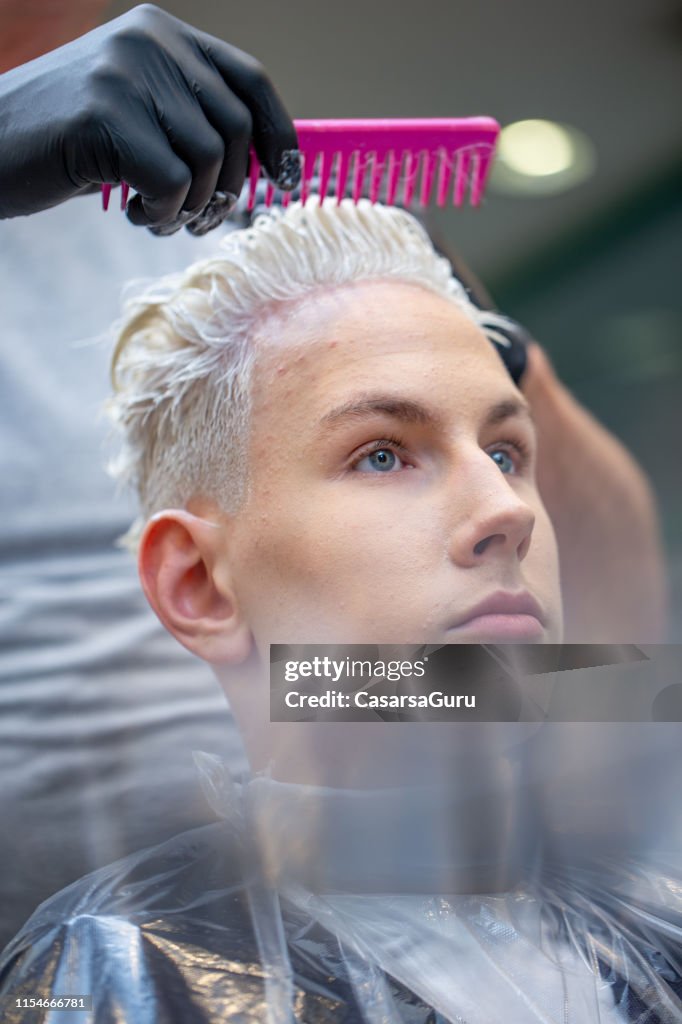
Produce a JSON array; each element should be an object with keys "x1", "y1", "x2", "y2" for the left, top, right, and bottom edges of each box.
[{"x1": 1, "y1": 751, "x2": 681, "y2": 1024}]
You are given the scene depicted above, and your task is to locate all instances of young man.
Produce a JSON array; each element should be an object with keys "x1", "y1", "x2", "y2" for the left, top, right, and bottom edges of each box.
[
  {"x1": 107, "y1": 197, "x2": 563, "y2": 776},
  {"x1": 108, "y1": 195, "x2": 670, "y2": 777}
]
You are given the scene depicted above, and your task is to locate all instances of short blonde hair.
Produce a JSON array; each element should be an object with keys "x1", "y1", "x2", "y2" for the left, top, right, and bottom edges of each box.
[{"x1": 107, "y1": 197, "x2": 511, "y2": 544}]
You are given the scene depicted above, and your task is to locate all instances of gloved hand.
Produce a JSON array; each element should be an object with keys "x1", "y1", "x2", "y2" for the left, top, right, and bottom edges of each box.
[{"x1": 0, "y1": 3, "x2": 300, "y2": 234}]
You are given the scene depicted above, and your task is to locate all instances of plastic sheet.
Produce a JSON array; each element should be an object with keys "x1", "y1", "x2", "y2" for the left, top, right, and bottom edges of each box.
[{"x1": 1, "y1": 749, "x2": 681, "y2": 1024}]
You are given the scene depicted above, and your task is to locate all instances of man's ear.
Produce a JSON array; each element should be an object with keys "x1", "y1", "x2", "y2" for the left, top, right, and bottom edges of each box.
[{"x1": 138, "y1": 510, "x2": 252, "y2": 666}]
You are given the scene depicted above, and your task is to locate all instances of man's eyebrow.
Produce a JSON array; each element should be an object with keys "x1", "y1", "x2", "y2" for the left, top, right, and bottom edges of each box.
[
  {"x1": 483, "y1": 398, "x2": 535, "y2": 429},
  {"x1": 319, "y1": 394, "x2": 535, "y2": 432},
  {"x1": 319, "y1": 395, "x2": 441, "y2": 431}
]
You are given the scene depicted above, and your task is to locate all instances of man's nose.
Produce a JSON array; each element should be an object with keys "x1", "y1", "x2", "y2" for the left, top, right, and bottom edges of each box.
[{"x1": 446, "y1": 452, "x2": 536, "y2": 568}]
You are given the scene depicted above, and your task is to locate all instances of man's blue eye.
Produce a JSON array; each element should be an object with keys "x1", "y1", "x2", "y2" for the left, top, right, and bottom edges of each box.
[
  {"x1": 490, "y1": 449, "x2": 515, "y2": 474},
  {"x1": 356, "y1": 449, "x2": 400, "y2": 473}
]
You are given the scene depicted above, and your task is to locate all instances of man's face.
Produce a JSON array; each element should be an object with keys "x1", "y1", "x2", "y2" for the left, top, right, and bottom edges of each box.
[{"x1": 222, "y1": 280, "x2": 562, "y2": 658}]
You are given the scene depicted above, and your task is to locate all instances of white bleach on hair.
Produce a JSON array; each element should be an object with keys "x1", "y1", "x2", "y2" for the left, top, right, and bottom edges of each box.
[{"x1": 107, "y1": 197, "x2": 512, "y2": 547}]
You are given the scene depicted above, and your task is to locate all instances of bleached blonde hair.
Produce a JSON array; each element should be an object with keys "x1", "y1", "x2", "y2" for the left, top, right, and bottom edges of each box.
[{"x1": 107, "y1": 197, "x2": 512, "y2": 545}]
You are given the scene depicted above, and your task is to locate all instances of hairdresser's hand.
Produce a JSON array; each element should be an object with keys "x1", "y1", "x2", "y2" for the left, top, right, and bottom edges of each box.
[{"x1": 0, "y1": 3, "x2": 300, "y2": 233}]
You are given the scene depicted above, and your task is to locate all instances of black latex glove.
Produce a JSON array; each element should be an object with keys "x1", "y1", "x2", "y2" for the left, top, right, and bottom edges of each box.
[
  {"x1": 487, "y1": 320, "x2": 529, "y2": 386},
  {"x1": 0, "y1": 3, "x2": 300, "y2": 233}
]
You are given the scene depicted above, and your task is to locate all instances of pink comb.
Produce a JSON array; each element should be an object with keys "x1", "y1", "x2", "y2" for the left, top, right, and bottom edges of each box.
[{"x1": 102, "y1": 117, "x2": 499, "y2": 213}]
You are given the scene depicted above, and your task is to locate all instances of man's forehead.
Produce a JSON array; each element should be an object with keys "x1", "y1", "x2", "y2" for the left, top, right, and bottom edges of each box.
[
  {"x1": 256, "y1": 277, "x2": 481, "y2": 346},
  {"x1": 250, "y1": 280, "x2": 517, "y2": 428}
]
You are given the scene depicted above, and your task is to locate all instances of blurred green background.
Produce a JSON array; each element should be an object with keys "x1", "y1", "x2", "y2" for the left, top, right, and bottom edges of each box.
[{"x1": 494, "y1": 164, "x2": 682, "y2": 639}]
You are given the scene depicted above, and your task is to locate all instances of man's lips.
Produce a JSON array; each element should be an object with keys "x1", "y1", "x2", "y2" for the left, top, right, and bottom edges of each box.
[{"x1": 447, "y1": 590, "x2": 546, "y2": 640}]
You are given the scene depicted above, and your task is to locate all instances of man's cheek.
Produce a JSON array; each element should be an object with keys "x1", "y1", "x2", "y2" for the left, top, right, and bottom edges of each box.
[{"x1": 251, "y1": 518, "x2": 345, "y2": 590}]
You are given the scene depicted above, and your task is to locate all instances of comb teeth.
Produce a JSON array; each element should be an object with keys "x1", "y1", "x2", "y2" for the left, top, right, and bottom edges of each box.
[
  {"x1": 469, "y1": 150, "x2": 484, "y2": 207},
  {"x1": 103, "y1": 118, "x2": 499, "y2": 215},
  {"x1": 334, "y1": 151, "x2": 350, "y2": 204},
  {"x1": 419, "y1": 151, "x2": 436, "y2": 206},
  {"x1": 436, "y1": 149, "x2": 453, "y2": 206},
  {"x1": 454, "y1": 151, "x2": 471, "y2": 207},
  {"x1": 300, "y1": 149, "x2": 319, "y2": 204},
  {"x1": 318, "y1": 152, "x2": 333, "y2": 201},
  {"x1": 101, "y1": 183, "x2": 129, "y2": 211},
  {"x1": 245, "y1": 118, "x2": 499, "y2": 211},
  {"x1": 243, "y1": 144, "x2": 486, "y2": 210},
  {"x1": 401, "y1": 150, "x2": 417, "y2": 207},
  {"x1": 351, "y1": 151, "x2": 367, "y2": 203},
  {"x1": 369, "y1": 154, "x2": 384, "y2": 203},
  {"x1": 386, "y1": 150, "x2": 400, "y2": 206}
]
